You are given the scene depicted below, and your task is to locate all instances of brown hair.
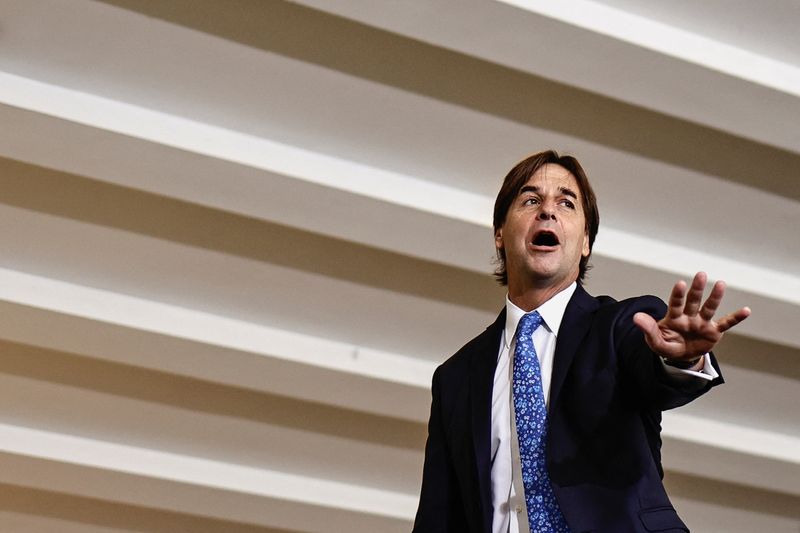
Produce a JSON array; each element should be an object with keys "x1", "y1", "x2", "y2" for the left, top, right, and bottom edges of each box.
[{"x1": 493, "y1": 150, "x2": 599, "y2": 285}]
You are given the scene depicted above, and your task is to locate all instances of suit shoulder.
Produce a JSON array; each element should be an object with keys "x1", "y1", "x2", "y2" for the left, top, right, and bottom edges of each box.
[{"x1": 594, "y1": 293, "x2": 666, "y2": 320}]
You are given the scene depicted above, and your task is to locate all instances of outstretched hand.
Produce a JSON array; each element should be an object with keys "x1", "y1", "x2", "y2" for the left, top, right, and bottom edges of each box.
[{"x1": 633, "y1": 272, "x2": 751, "y2": 365}]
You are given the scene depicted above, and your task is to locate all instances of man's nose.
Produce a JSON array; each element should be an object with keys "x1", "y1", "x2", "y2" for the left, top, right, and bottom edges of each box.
[{"x1": 537, "y1": 209, "x2": 555, "y2": 221}]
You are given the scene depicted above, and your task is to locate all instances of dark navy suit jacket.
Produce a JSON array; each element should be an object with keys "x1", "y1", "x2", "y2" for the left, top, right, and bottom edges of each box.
[{"x1": 413, "y1": 284, "x2": 722, "y2": 533}]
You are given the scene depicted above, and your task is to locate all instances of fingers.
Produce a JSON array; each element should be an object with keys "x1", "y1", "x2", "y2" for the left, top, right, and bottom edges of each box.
[
  {"x1": 699, "y1": 280, "x2": 726, "y2": 320},
  {"x1": 667, "y1": 280, "x2": 687, "y2": 319},
  {"x1": 717, "y1": 306, "x2": 752, "y2": 333},
  {"x1": 667, "y1": 272, "x2": 707, "y2": 318},
  {"x1": 683, "y1": 272, "x2": 707, "y2": 316},
  {"x1": 664, "y1": 273, "x2": 751, "y2": 335}
]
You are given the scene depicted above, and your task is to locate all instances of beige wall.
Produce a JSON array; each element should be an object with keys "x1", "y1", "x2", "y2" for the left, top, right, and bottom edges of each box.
[{"x1": 0, "y1": 1, "x2": 797, "y2": 531}]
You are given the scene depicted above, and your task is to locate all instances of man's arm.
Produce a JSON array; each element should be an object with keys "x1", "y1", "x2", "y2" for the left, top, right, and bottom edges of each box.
[{"x1": 614, "y1": 295, "x2": 720, "y2": 411}]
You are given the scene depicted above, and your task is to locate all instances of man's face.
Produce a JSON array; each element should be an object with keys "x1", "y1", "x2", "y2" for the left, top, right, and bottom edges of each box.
[{"x1": 495, "y1": 163, "x2": 590, "y2": 291}]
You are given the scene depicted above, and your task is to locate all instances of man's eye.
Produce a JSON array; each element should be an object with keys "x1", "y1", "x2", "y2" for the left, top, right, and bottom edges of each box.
[
  {"x1": 560, "y1": 199, "x2": 575, "y2": 209},
  {"x1": 523, "y1": 198, "x2": 539, "y2": 206}
]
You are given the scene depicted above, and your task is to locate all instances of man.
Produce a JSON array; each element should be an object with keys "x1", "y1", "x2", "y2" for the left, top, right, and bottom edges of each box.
[{"x1": 412, "y1": 151, "x2": 750, "y2": 533}]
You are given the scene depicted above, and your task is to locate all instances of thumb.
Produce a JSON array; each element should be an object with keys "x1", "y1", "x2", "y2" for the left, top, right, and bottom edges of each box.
[{"x1": 633, "y1": 312, "x2": 659, "y2": 341}]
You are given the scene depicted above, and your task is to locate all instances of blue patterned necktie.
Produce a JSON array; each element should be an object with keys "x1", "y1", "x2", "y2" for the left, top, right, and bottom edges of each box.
[{"x1": 513, "y1": 311, "x2": 570, "y2": 532}]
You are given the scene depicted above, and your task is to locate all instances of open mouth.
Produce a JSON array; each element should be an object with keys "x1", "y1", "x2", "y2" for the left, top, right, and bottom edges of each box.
[{"x1": 531, "y1": 230, "x2": 560, "y2": 247}]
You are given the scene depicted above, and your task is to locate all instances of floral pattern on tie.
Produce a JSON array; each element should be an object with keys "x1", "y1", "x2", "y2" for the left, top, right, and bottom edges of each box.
[{"x1": 513, "y1": 311, "x2": 570, "y2": 532}]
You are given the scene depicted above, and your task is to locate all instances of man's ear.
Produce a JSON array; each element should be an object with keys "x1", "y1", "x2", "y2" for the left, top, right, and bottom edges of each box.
[
  {"x1": 494, "y1": 228, "x2": 503, "y2": 251},
  {"x1": 581, "y1": 231, "x2": 590, "y2": 257}
]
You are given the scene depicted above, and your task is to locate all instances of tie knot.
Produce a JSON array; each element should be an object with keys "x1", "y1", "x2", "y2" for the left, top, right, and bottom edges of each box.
[{"x1": 516, "y1": 310, "x2": 543, "y2": 339}]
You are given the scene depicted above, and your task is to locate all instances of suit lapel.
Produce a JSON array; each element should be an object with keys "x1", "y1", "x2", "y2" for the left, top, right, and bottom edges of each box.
[
  {"x1": 469, "y1": 309, "x2": 505, "y2": 531},
  {"x1": 549, "y1": 284, "x2": 599, "y2": 410},
  {"x1": 465, "y1": 288, "x2": 597, "y2": 527}
]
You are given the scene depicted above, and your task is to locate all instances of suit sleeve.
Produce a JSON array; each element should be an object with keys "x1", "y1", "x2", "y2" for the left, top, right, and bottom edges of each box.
[
  {"x1": 615, "y1": 296, "x2": 724, "y2": 411},
  {"x1": 413, "y1": 367, "x2": 464, "y2": 532}
]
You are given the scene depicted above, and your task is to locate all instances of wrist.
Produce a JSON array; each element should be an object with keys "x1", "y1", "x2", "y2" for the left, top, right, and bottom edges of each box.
[{"x1": 662, "y1": 354, "x2": 704, "y2": 370}]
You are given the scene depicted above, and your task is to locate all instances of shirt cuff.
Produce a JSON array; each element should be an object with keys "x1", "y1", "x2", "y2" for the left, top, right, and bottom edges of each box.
[{"x1": 661, "y1": 353, "x2": 718, "y2": 382}]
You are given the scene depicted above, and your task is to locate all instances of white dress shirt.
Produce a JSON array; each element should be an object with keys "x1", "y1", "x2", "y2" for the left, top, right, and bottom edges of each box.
[{"x1": 489, "y1": 283, "x2": 718, "y2": 533}]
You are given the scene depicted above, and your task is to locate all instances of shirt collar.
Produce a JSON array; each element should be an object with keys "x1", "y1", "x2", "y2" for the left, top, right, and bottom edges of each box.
[{"x1": 503, "y1": 282, "x2": 577, "y2": 348}]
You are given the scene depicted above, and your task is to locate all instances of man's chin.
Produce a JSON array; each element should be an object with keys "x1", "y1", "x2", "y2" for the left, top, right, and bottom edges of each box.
[
  {"x1": 524, "y1": 258, "x2": 562, "y2": 279},
  {"x1": 523, "y1": 264, "x2": 579, "y2": 288}
]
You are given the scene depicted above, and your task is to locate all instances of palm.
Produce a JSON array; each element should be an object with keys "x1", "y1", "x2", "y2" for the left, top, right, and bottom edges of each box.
[{"x1": 633, "y1": 272, "x2": 750, "y2": 364}]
